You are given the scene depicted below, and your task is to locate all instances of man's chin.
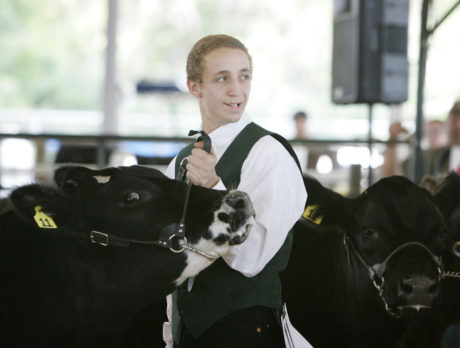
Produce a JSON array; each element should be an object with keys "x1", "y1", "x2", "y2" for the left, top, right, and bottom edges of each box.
[{"x1": 223, "y1": 112, "x2": 244, "y2": 123}]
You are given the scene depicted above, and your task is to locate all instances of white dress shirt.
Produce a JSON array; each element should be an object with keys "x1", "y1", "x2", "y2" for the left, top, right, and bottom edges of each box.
[
  {"x1": 166, "y1": 113, "x2": 307, "y2": 276},
  {"x1": 163, "y1": 113, "x2": 307, "y2": 346}
]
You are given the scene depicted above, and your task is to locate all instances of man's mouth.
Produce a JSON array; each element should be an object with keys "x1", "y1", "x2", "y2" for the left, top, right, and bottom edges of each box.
[{"x1": 225, "y1": 103, "x2": 242, "y2": 109}]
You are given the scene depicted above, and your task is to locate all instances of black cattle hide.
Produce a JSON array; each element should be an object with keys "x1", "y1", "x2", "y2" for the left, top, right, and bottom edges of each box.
[
  {"x1": 400, "y1": 173, "x2": 460, "y2": 348},
  {"x1": 0, "y1": 165, "x2": 253, "y2": 347},
  {"x1": 281, "y1": 175, "x2": 449, "y2": 348}
]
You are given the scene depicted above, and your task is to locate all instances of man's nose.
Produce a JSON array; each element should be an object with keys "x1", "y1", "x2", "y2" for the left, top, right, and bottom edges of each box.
[{"x1": 227, "y1": 80, "x2": 241, "y2": 96}]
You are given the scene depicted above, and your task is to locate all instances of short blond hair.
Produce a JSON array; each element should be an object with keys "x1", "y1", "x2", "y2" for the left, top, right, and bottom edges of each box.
[{"x1": 186, "y1": 34, "x2": 252, "y2": 83}]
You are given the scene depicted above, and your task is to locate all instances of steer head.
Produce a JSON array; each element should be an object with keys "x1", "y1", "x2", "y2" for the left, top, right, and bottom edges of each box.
[
  {"x1": 55, "y1": 165, "x2": 254, "y2": 277},
  {"x1": 10, "y1": 165, "x2": 254, "y2": 286},
  {"x1": 302, "y1": 175, "x2": 449, "y2": 320}
]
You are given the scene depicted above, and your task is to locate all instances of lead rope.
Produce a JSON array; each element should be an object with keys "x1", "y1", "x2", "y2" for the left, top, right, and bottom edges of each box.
[
  {"x1": 173, "y1": 129, "x2": 212, "y2": 240},
  {"x1": 443, "y1": 271, "x2": 460, "y2": 278},
  {"x1": 177, "y1": 130, "x2": 213, "y2": 292}
]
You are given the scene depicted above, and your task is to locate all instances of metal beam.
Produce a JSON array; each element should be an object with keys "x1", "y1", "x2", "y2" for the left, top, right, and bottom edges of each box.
[
  {"x1": 102, "y1": 0, "x2": 119, "y2": 134},
  {"x1": 429, "y1": 0, "x2": 460, "y2": 35},
  {"x1": 412, "y1": 0, "x2": 460, "y2": 184},
  {"x1": 412, "y1": 0, "x2": 430, "y2": 184}
]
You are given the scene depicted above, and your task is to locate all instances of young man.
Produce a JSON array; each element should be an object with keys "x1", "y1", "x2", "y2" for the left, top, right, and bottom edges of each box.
[{"x1": 163, "y1": 34, "x2": 307, "y2": 348}]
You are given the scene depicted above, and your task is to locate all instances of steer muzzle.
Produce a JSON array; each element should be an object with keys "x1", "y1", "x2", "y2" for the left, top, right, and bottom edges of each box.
[
  {"x1": 222, "y1": 191, "x2": 254, "y2": 245},
  {"x1": 381, "y1": 245, "x2": 443, "y2": 320},
  {"x1": 397, "y1": 275, "x2": 440, "y2": 311}
]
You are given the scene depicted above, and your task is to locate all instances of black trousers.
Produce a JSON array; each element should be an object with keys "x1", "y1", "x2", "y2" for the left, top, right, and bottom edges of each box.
[{"x1": 176, "y1": 306, "x2": 285, "y2": 348}]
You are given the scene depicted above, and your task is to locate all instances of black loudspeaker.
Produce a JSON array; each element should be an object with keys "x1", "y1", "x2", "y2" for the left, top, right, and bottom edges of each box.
[{"x1": 332, "y1": 0, "x2": 409, "y2": 104}]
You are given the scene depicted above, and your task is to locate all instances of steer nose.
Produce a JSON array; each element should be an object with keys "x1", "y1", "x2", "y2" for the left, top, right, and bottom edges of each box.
[
  {"x1": 223, "y1": 191, "x2": 255, "y2": 219},
  {"x1": 398, "y1": 275, "x2": 439, "y2": 306},
  {"x1": 225, "y1": 192, "x2": 247, "y2": 210}
]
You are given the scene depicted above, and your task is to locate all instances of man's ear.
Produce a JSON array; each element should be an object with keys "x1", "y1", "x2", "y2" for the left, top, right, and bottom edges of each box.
[{"x1": 187, "y1": 79, "x2": 201, "y2": 98}]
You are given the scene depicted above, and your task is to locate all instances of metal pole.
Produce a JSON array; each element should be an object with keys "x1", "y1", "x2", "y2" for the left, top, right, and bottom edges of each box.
[
  {"x1": 367, "y1": 103, "x2": 373, "y2": 187},
  {"x1": 349, "y1": 164, "x2": 362, "y2": 197},
  {"x1": 429, "y1": 0, "x2": 460, "y2": 34},
  {"x1": 103, "y1": 0, "x2": 119, "y2": 135},
  {"x1": 96, "y1": 140, "x2": 106, "y2": 169},
  {"x1": 412, "y1": 0, "x2": 430, "y2": 184},
  {"x1": 412, "y1": 0, "x2": 459, "y2": 184}
]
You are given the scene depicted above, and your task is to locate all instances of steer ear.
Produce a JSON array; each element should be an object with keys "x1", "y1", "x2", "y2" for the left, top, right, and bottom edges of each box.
[
  {"x1": 302, "y1": 176, "x2": 349, "y2": 226},
  {"x1": 54, "y1": 165, "x2": 104, "y2": 194},
  {"x1": 10, "y1": 184, "x2": 67, "y2": 228},
  {"x1": 54, "y1": 165, "x2": 87, "y2": 188},
  {"x1": 420, "y1": 174, "x2": 441, "y2": 195},
  {"x1": 432, "y1": 172, "x2": 460, "y2": 218}
]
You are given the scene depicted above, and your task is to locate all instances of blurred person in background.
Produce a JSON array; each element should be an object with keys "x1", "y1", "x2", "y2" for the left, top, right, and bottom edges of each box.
[
  {"x1": 292, "y1": 110, "x2": 309, "y2": 172},
  {"x1": 381, "y1": 100, "x2": 460, "y2": 178},
  {"x1": 293, "y1": 110, "x2": 309, "y2": 140},
  {"x1": 426, "y1": 120, "x2": 448, "y2": 150},
  {"x1": 381, "y1": 121, "x2": 410, "y2": 177}
]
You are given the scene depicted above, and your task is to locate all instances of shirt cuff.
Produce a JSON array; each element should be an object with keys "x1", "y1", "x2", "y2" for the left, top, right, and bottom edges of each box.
[{"x1": 213, "y1": 178, "x2": 227, "y2": 190}]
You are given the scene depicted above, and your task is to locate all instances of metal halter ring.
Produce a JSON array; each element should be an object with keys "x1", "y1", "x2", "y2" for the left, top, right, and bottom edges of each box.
[
  {"x1": 169, "y1": 234, "x2": 187, "y2": 253},
  {"x1": 453, "y1": 241, "x2": 460, "y2": 258}
]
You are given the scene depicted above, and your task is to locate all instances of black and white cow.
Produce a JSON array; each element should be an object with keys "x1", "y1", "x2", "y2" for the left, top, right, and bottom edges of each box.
[
  {"x1": 0, "y1": 165, "x2": 254, "y2": 347},
  {"x1": 281, "y1": 175, "x2": 449, "y2": 348}
]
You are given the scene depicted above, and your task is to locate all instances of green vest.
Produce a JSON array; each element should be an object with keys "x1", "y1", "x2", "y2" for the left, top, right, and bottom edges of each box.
[{"x1": 172, "y1": 122, "x2": 297, "y2": 342}]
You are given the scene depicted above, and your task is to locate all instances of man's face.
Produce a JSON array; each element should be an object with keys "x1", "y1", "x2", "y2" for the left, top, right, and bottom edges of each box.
[{"x1": 187, "y1": 47, "x2": 251, "y2": 133}]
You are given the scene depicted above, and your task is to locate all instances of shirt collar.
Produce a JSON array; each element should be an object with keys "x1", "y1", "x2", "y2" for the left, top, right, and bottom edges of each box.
[{"x1": 206, "y1": 113, "x2": 252, "y2": 158}]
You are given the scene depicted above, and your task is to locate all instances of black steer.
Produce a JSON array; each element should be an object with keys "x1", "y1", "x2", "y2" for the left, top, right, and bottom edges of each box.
[
  {"x1": 281, "y1": 175, "x2": 449, "y2": 348},
  {"x1": 400, "y1": 173, "x2": 460, "y2": 348},
  {"x1": 0, "y1": 165, "x2": 254, "y2": 347}
]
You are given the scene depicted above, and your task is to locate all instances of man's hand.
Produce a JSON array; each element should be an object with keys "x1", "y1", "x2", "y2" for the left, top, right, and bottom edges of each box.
[
  {"x1": 389, "y1": 122, "x2": 408, "y2": 141},
  {"x1": 186, "y1": 141, "x2": 220, "y2": 188}
]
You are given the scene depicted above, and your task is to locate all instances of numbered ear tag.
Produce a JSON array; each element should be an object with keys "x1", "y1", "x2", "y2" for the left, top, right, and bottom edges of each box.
[
  {"x1": 303, "y1": 205, "x2": 323, "y2": 225},
  {"x1": 33, "y1": 205, "x2": 58, "y2": 229}
]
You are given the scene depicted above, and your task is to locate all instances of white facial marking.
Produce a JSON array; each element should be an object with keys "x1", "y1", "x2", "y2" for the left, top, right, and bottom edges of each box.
[
  {"x1": 397, "y1": 304, "x2": 431, "y2": 312},
  {"x1": 173, "y1": 190, "x2": 254, "y2": 286},
  {"x1": 93, "y1": 175, "x2": 111, "y2": 184},
  {"x1": 174, "y1": 252, "x2": 214, "y2": 285},
  {"x1": 174, "y1": 214, "x2": 254, "y2": 286}
]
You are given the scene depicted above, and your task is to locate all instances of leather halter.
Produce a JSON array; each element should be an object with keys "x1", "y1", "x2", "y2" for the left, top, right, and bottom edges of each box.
[
  {"x1": 344, "y1": 235, "x2": 444, "y2": 317},
  {"x1": 90, "y1": 131, "x2": 218, "y2": 260}
]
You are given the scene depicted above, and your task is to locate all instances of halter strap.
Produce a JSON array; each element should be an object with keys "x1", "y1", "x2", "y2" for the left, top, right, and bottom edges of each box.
[{"x1": 89, "y1": 131, "x2": 218, "y2": 260}]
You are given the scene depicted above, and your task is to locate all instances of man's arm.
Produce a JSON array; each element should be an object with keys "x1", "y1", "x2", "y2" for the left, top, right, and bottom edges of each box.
[
  {"x1": 167, "y1": 136, "x2": 307, "y2": 277},
  {"x1": 223, "y1": 135, "x2": 307, "y2": 277}
]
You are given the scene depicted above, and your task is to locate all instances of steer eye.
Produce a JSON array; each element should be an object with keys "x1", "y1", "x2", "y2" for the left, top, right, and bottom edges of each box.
[
  {"x1": 441, "y1": 227, "x2": 448, "y2": 237},
  {"x1": 122, "y1": 192, "x2": 140, "y2": 205},
  {"x1": 362, "y1": 228, "x2": 377, "y2": 240},
  {"x1": 62, "y1": 179, "x2": 78, "y2": 190}
]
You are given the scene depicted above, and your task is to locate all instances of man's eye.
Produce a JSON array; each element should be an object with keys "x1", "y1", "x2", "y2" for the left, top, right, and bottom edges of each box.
[
  {"x1": 217, "y1": 76, "x2": 226, "y2": 82},
  {"x1": 240, "y1": 74, "x2": 250, "y2": 81}
]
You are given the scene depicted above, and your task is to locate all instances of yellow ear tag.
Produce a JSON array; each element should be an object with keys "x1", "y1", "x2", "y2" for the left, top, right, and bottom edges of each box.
[
  {"x1": 303, "y1": 205, "x2": 323, "y2": 225},
  {"x1": 33, "y1": 205, "x2": 58, "y2": 229}
]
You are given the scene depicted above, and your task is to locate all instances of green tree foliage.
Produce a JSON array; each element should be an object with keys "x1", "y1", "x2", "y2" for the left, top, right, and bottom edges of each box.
[
  {"x1": 0, "y1": 0, "x2": 458, "y2": 136},
  {"x1": 0, "y1": 0, "x2": 104, "y2": 109}
]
